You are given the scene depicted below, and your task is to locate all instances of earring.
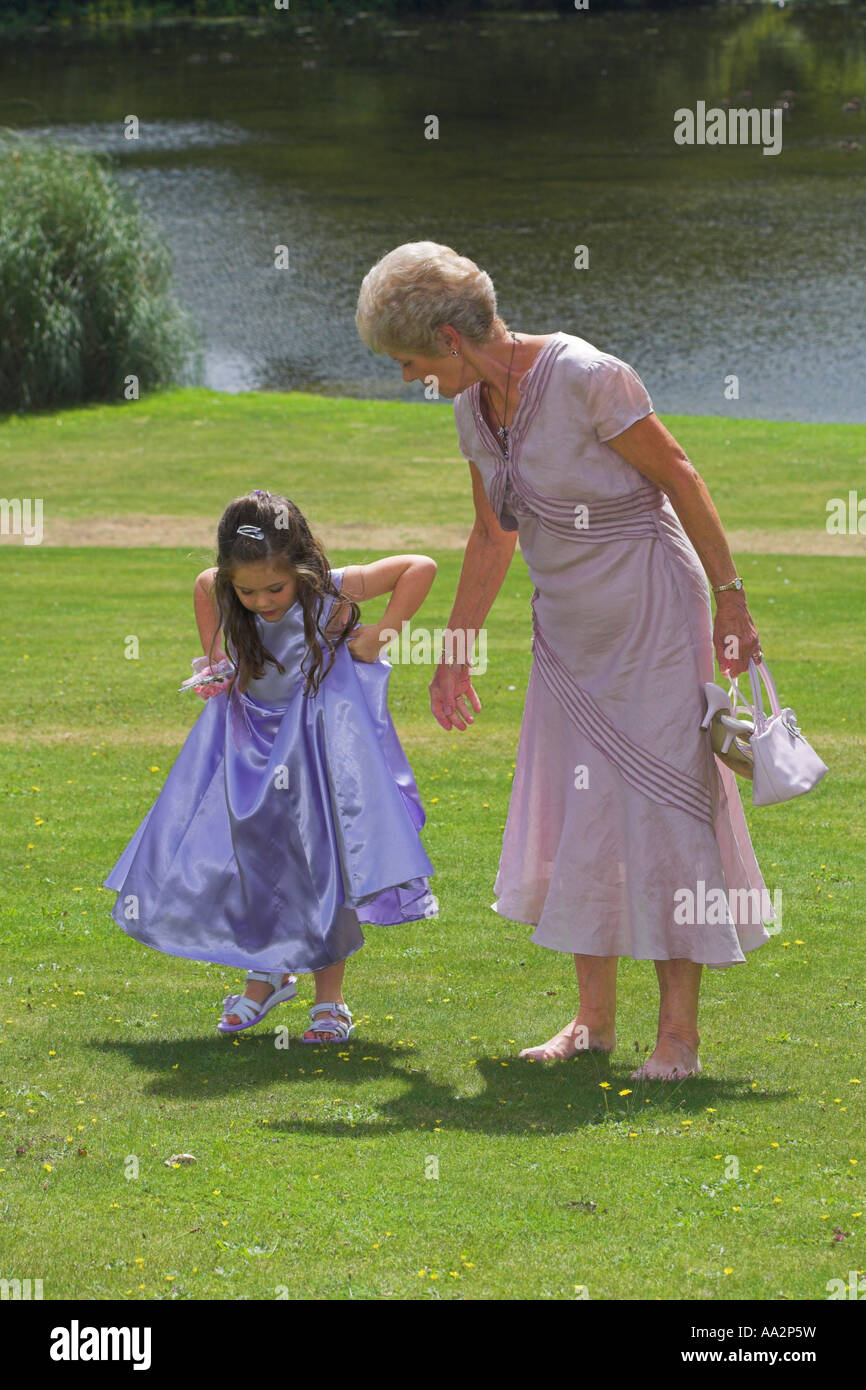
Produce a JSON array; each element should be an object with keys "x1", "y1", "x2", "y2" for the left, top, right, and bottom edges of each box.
[{"x1": 450, "y1": 349, "x2": 458, "y2": 356}]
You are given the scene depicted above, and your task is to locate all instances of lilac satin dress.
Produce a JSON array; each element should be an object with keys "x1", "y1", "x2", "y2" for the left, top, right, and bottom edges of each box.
[
  {"x1": 453, "y1": 331, "x2": 773, "y2": 968},
  {"x1": 103, "y1": 567, "x2": 438, "y2": 974}
]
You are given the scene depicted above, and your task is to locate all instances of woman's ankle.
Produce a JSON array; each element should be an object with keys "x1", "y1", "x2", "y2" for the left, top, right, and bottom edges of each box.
[{"x1": 575, "y1": 1007, "x2": 616, "y2": 1032}]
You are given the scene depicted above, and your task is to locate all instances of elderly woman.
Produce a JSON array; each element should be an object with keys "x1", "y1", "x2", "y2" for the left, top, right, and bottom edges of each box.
[{"x1": 355, "y1": 241, "x2": 772, "y2": 1080}]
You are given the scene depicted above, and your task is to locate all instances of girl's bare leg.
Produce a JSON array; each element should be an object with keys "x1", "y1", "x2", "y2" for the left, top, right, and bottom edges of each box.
[{"x1": 302, "y1": 960, "x2": 348, "y2": 1041}]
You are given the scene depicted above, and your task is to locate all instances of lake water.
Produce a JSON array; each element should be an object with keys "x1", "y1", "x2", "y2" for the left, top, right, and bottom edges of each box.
[{"x1": 1, "y1": 4, "x2": 865, "y2": 421}]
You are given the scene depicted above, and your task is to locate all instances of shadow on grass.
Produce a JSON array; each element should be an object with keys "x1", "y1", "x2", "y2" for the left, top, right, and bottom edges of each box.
[{"x1": 94, "y1": 1035, "x2": 788, "y2": 1136}]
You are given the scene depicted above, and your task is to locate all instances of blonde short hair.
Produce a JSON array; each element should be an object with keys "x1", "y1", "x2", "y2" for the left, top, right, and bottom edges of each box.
[{"x1": 355, "y1": 240, "x2": 504, "y2": 356}]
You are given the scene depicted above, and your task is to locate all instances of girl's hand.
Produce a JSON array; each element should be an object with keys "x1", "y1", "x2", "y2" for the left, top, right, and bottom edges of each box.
[
  {"x1": 713, "y1": 595, "x2": 761, "y2": 678},
  {"x1": 187, "y1": 655, "x2": 233, "y2": 699},
  {"x1": 429, "y1": 661, "x2": 482, "y2": 731},
  {"x1": 346, "y1": 623, "x2": 391, "y2": 664},
  {"x1": 194, "y1": 672, "x2": 233, "y2": 699}
]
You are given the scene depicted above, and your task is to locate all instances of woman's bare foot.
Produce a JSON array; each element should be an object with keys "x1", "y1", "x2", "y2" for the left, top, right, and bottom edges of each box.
[
  {"x1": 518, "y1": 1013, "x2": 616, "y2": 1060},
  {"x1": 223, "y1": 973, "x2": 292, "y2": 1027},
  {"x1": 630, "y1": 1031, "x2": 701, "y2": 1081}
]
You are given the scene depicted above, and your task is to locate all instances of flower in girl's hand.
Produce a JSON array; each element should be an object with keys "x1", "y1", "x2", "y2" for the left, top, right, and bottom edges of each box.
[{"x1": 179, "y1": 656, "x2": 235, "y2": 698}]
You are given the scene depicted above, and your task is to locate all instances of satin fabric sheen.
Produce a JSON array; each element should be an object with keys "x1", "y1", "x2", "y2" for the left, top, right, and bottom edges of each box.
[{"x1": 103, "y1": 567, "x2": 437, "y2": 973}]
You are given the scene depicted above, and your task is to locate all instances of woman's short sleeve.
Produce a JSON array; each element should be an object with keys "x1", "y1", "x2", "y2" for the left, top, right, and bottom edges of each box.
[
  {"x1": 582, "y1": 354, "x2": 654, "y2": 443},
  {"x1": 453, "y1": 391, "x2": 477, "y2": 463}
]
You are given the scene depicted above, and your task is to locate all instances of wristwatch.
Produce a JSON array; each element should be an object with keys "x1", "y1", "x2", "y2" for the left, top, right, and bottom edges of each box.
[{"x1": 712, "y1": 576, "x2": 744, "y2": 593}]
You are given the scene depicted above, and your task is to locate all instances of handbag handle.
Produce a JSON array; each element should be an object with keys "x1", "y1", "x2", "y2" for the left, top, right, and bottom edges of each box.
[{"x1": 729, "y1": 658, "x2": 781, "y2": 733}]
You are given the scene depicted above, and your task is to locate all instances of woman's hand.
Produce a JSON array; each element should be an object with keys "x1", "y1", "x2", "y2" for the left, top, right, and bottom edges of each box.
[
  {"x1": 429, "y1": 662, "x2": 482, "y2": 731},
  {"x1": 346, "y1": 623, "x2": 391, "y2": 664},
  {"x1": 713, "y1": 594, "x2": 761, "y2": 678}
]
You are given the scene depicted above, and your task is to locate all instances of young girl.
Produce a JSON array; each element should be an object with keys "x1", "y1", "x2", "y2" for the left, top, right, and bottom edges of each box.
[{"x1": 103, "y1": 489, "x2": 439, "y2": 1042}]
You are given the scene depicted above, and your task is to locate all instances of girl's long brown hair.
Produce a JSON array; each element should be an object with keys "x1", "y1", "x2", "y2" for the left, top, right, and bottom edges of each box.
[{"x1": 211, "y1": 491, "x2": 361, "y2": 697}]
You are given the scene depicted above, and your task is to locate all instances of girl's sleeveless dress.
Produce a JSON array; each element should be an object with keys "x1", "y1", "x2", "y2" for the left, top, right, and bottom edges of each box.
[
  {"x1": 452, "y1": 331, "x2": 773, "y2": 968},
  {"x1": 103, "y1": 567, "x2": 437, "y2": 974}
]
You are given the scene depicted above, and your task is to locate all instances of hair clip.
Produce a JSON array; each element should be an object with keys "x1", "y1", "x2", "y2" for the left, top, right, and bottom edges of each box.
[
  {"x1": 236, "y1": 524, "x2": 265, "y2": 540},
  {"x1": 251, "y1": 489, "x2": 271, "y2": 499}
]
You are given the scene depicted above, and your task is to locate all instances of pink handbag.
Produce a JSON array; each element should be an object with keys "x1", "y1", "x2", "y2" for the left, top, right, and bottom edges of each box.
[{"x1": 729, "y1": 659, "x2": 828, "y2": 806}]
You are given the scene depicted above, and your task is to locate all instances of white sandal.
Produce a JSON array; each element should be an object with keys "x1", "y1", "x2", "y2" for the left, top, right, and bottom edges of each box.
[
  {"x1": 302, "y1": 1001, "x2": 354, "y2": 1044},
  {"x1": 218, "y1": 970, "x2": 298, "y2": 1034}
]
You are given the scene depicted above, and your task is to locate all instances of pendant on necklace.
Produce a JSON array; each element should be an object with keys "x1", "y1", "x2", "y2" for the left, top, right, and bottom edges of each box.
[{"x1": 498, "y1": 425, "x2": 510, "y2": 459}]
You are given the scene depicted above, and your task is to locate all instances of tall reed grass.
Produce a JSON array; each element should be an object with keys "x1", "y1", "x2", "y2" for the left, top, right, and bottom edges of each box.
[{"x1": 0, "y1": 135, "x2": 197, "y2": 412}]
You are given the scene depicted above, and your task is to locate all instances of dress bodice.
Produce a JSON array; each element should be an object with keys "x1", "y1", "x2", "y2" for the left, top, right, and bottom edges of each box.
[
  {"x1": 452, "y1": 331, "x2": 658, "y2": 528},
  {"x1": 228, "y1": 566, "x2": 345, "y2": 706}
]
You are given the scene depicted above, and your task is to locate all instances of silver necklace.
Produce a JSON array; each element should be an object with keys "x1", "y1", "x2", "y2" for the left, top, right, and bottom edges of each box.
[{"x1": 483, "y1": 332, "x2": 520, "y2": 460}]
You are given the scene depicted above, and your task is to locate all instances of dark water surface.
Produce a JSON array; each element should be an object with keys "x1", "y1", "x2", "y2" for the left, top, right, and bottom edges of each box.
[{"x1": 1, "y1": 5, "x2": 864, "y2": 420}]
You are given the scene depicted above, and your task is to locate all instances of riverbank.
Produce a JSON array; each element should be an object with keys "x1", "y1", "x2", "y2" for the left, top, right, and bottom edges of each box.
[{"x1": 0, "y1": 0, "x2": 488, "y2": 41}]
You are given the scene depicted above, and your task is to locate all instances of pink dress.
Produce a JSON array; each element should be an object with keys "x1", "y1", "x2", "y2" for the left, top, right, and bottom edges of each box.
[{"x1": 452, "y1": 331, "x2": 773, "y2": 967}]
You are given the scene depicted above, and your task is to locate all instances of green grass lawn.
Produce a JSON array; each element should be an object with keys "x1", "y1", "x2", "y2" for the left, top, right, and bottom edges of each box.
[
  {"x1": 0, "y1": 389, "x2": 863, "y2": 1300},
  {"x1": 2, "y1": 386, "x2": 864, "y2": 537}
]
